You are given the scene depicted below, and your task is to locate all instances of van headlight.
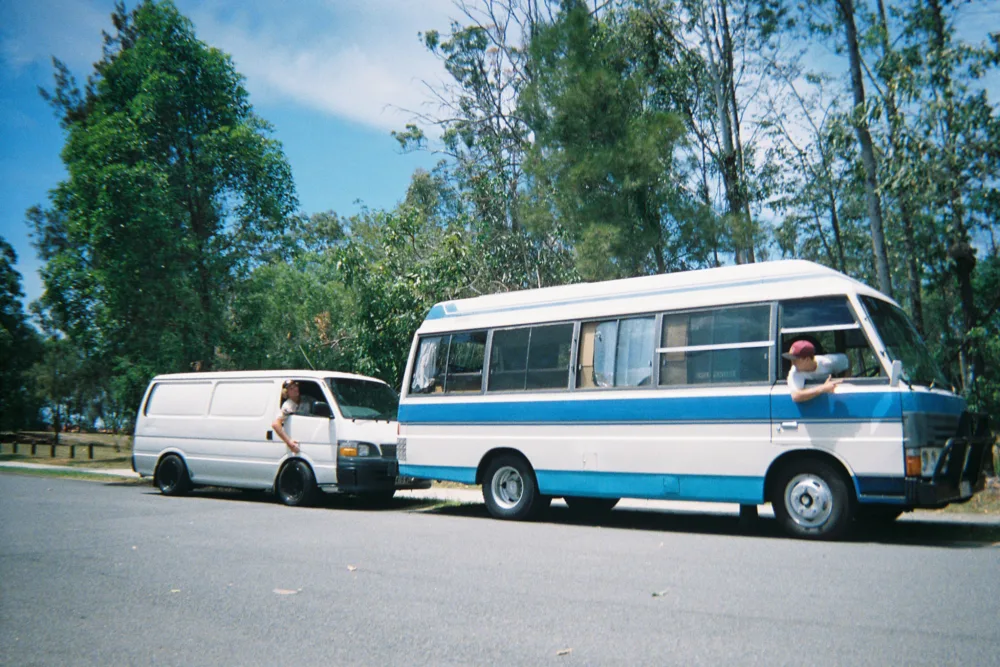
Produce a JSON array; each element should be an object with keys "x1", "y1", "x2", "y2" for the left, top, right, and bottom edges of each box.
[{"x1": 338, "y1": 441, "x2": 380, "y2": 457}]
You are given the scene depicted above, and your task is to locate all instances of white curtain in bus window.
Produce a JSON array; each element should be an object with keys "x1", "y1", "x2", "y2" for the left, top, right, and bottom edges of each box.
[
  {"x1": 410, "y1": 336, "x2": 445, "y2": 394},
  {"x1": 659, "y1": 305, "x2": 771, "y2": 386},
  {"x1": 445, "y1": 331, "x2": 487, "y2": 393},
  {"x1": 615, "y1": 317, "x2": 655, "y2": 387},
  {"x1": 591, "y1": 320, "x2": 618, "y2": 387},
  {"x1": 525, "y1": 323, "x2": 573, "y2": 390}
]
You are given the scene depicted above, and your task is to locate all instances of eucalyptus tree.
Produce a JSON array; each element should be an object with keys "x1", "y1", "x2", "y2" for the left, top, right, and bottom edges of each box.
[
  {"x1": 0, "y1": 237, "x2": 43, "y2": 431},
  {"x1": 30, "y1": 0, "x2": 297, "y2": 417}
]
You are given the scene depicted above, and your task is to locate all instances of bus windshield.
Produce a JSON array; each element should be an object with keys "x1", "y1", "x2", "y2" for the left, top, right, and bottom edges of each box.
[
  {"x1": 326, "y1": 378, "x2": 399, "y2": 421},
  {"x1": 859, "y1": 296, "x2": 950, "y2": 389}
]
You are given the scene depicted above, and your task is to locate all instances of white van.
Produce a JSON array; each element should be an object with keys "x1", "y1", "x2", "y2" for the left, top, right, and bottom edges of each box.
[{"x1": 132, "y1": 370, "x2": 430, "y2": 505}]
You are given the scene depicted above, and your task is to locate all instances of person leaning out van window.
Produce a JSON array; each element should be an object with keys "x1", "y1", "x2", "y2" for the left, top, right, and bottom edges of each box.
[
  {"x1": 271, "y1": 380, "x2": 315, "y2": 454},
  {"x1": 783, "y1": 339, "x2": 850, "y2": 403}
]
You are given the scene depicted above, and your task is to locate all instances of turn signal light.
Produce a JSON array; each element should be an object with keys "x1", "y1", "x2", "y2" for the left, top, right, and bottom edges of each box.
[
  {"x1": 339, "y1": 445, "x2": 358, "y2": 457},
  {"x1": 905, "y1": 455, "x2": 922, "y2": 477}
]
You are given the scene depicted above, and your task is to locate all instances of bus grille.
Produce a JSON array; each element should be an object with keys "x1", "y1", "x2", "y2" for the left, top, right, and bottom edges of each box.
[{"x1": 926, "y1": 413, "x2": 960, "y2": 447}]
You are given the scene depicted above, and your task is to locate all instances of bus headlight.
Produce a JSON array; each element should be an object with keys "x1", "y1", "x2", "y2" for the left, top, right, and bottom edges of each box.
[
  {"x1": 338, "y1": 441, "x2": 381, "y2": 457},
  {"x1": 905, "y1": 447, "x2": 942, "y2": 477}
]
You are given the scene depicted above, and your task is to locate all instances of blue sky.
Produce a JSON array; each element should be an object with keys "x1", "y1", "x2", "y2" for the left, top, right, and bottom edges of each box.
[{"x1": 0, "y1": 0, "x2": 458, "y2": 304}]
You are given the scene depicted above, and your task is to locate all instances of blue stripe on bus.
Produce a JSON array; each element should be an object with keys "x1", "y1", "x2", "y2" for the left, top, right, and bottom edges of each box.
[
  {"x1": 771, "y1": 392, "x2": 902, "y2": 422},
  {"x1": 400, "y1": 395, "x2": 769, "y2": 424},
  {"x1": 400, "y1": 392, "x2": 904, "y2": 425},
  {"x1": 900, "y1": 392, "x2": 965, "y2": 415},
  {"x1": 536, "y1": 470, "x2": 764, "y2": 504},
  {"x1": 399, "y1": 464, "x2": 477, "y2": 485}
]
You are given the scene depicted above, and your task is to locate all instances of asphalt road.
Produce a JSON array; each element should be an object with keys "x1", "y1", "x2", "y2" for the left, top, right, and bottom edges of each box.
[{"x1": 2, "y1": 474, "x2": 999, "y2": 666}]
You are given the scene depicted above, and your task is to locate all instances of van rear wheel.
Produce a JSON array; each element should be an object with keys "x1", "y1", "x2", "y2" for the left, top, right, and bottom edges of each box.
[
  {"x1": 155, "y1": 454, "x2": 190, "y2": 496},
  {"x1": 482, "y1": 455, "x2": 549, "y2": 521},
  {"x1": 276, "y1": 460, "x2": 316, "y2": 507}
]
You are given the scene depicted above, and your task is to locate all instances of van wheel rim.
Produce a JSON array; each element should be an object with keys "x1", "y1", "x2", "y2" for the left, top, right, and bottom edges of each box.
[
  {"x1": 785, "y1": 474, "x2": 834, "y2": 528},
  {"x1": 159, "y1": 460, "x2": 178, "y2": 491},
  {"x1": 492, "y1": 466, "x2": 524, "y2": 510},
  {"x1": 282, "y1": 465, "x2": 304, "y2": 501}
]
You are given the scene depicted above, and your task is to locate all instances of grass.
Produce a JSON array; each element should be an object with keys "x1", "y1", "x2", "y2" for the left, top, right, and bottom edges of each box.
[{"x1": 0, "y1": 464, "x2": 148, "y2": 484}]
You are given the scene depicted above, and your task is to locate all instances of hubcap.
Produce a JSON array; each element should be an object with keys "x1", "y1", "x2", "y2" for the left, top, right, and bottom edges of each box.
[
  {"x1": 491, "y1": 466, "x2": 524, "y2": 510},
  {"x1": 784, "y1": 474, "x2": 834, "y2": 528}
]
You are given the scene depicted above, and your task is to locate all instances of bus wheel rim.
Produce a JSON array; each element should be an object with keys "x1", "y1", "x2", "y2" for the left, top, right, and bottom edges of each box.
[
  {"x1": 492, "y1": 466, "x2": 524, "y2": 510},
  {"x1": 785, "y1": 474, "x2": 834, "y2": 528}
]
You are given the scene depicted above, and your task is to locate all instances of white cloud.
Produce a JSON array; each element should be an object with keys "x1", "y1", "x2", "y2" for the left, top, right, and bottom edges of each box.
[{"x1": 187, "y1": 0, "x2": 457, "y2": 132}]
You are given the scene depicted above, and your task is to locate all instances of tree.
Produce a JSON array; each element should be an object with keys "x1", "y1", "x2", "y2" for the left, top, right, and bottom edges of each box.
[
  {"x1": 0, "y1": 237, "x2": 43, "y2": 431},
  {"x1": 521, "y1": 0, "x2": 703, "y2": 279},
  {"x1": 31, "y1": 0, "x2": 297, "y2": 421}
]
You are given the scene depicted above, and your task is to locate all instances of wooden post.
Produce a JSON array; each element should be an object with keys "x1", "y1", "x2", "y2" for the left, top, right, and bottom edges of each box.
[
  {"x1": 50, "y1": 444, "x2": 57, "y2": 458},
  {"x1": 89, "y1": 444, "x2": 95, "y2": 460},
  {"x1": 70, "y1": 445, "x2": 76, "y2": 459}
]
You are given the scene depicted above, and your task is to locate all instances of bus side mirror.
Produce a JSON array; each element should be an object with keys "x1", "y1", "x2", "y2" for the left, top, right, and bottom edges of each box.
[{"x1": 889, "y1": 360, "x2": 903, "y2": 388}]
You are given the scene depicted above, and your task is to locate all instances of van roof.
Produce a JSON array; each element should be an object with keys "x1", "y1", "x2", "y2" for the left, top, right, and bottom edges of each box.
[
  {"x1": 150, "y1": 369, "x2": 387, "y2": 384},
  {"x1": 417, "y1": 259, "x2": 890, "y2": 334}
]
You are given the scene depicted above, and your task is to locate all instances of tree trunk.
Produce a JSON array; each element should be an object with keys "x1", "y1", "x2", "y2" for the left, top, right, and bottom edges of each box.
[
  {"x1": 875, "y1": 0, "x2": 924, "y2": 332},
  {"x1": 838, "y1": 0, "x2": 893, "y2": 297}
]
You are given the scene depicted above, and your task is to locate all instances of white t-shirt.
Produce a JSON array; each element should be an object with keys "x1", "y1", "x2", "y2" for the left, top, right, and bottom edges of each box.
[
  {"x1": 787, "y1": 353, "x2": 849, "y2": 391},
  {"x1": 277, "y1": 396, "x2": 315, "y2": 420}
]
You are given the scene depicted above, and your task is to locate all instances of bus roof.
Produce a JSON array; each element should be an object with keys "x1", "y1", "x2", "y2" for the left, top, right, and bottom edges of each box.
[{"x1": 418, "y1": 260, "x2": 890, "y2": 334}]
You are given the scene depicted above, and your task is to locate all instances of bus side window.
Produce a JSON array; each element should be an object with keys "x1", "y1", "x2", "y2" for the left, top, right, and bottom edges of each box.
[
  {"x1": 658, "y1": 305, "x2": 770, "y2": 386},
  {"x1": 410, "y1": 336, "x2": 446, "y2": 394},
  {"x1": 445, "y1": 331, "x2": 488, "y2": 393},
  {"x1": 577, "y1": 317, "x2": 654, "y2": 389}
]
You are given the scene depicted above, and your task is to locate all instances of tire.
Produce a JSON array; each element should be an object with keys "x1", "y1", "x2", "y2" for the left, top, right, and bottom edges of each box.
[
  {"x1": 276, "y1": 460, "x2": 317, "y2": 507},
  {"x1": 155, "y1": 454, "x2": 191, "y2": 496},
  {"x1": 564, "y1": 496, "x2": 619, "y2": 515},
  {"x1": 772, "y1": 459, "x2": 854, "y2": 540},
  {"x1": 482, "y1": 455, "x2": 549, "y2": 521}
]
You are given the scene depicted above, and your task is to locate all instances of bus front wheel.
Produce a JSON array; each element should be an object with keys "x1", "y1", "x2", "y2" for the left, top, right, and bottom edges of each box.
[
  {"x1": 772, "y1": 460, "x2": 853, "y2": 540},
  {"x1": 483, "y1": 455, "x2": 549, "y2": 521}
]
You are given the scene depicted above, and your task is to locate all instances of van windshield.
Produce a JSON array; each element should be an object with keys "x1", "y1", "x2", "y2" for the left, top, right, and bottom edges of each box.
[
  {"x1": 326, "y1": 378, "x2": 399, "y2": 421},
  {"x1": 859, "y1": 296, "x2": 950, "y2": 388}
]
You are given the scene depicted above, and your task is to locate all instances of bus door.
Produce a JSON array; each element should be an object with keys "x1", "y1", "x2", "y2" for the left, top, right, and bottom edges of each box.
[{"x1": 770, "y1": 297, "x2": 902, "y2": 494}]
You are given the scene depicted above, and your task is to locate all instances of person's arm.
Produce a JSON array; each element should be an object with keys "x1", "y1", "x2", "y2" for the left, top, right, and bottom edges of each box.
[
  {"x1": 271, "y1": 411, "x2": 300, "y2": 454},
  {"x1": 791, "y1": 376, "x2": 843, "y2": 403}
]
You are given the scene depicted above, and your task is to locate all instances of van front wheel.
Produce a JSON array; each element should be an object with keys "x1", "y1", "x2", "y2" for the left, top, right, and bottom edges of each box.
[
  {"x1": 482, "y1": 455, "x2": 549, "y2": 521},
  {"x1": 276, "y1": 460, "x2": 316, "y2": 507},
  {"x1": 155, "y1": 454, "x2": 190, "y2": 496}
]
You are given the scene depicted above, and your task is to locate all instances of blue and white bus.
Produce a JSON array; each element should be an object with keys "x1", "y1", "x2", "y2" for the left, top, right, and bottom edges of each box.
[{"x1": 396, "y1": 260, "x2": 993, "y2": 538}]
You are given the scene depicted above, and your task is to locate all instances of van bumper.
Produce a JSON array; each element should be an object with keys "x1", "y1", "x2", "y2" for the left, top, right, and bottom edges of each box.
[
  {"x1": 905, "y1": 435, "x2": 994, "y2": 507},
  {"x1": 332, "y1": 458, "x2": 432, "y2": 493}
]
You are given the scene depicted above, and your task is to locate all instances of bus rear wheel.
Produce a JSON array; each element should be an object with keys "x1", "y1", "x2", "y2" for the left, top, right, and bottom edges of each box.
[
  {"x1": 483, "y1": 455, "x2": 549, "y2": 521},
  {"x1": 772, "y1": 459, "x2": 853, "y2": 540}
]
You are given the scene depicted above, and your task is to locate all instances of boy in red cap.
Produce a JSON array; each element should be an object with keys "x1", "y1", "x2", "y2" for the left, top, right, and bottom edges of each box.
[{"x1": 783, "y1": 340, "x2": 850, "y2": 403}]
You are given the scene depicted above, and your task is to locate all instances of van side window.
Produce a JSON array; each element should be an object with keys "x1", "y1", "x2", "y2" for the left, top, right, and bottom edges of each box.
[
  {"x1": 144, "y1": 382, "x2": 213, "y2": 416},
  {"x1": 658, "y1": 305, "x2": 771, "y2": 386},
  {"x1": 779, "y1": 297, "x2": 881, "y2": 380},
  {"x1": 577, "y1": 316, "x2": 655, "y2": 389},
  {"x1": 488, "y1": 323, "x2": 573, "y2": 392},
  {"x1": 279, "y1": 380, "x2": 327, "y2": 417}
]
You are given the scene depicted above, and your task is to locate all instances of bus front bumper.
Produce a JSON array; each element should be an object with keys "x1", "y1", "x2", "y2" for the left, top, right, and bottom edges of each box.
[{"x1": 905, "y1": 435, "x2": 994, "y2": 507}]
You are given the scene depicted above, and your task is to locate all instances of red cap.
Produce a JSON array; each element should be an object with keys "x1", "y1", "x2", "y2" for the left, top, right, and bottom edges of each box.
[{"x1": 783, "y1": 340, "x2": 816, "y2": 360}]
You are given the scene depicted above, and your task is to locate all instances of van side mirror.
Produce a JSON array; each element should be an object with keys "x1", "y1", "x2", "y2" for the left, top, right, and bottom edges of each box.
[
  {"x1": 889, "y1": 360, "x2": 903, "y2": 388},
  {"x1": 313, "y1": 402, "x2": 333, "y2": 418}
]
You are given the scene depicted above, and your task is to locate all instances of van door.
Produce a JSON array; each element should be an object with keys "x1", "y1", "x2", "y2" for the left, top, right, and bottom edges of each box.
[
  {"x1": 770, "y1": 297, "x2": 904, "y2": 498},
  {"x1": 197, "y1": 379, "x2": 278, "y2": 488},
  {"x1": 279, "y1": 379, "x2": 337, "y2": 486}
]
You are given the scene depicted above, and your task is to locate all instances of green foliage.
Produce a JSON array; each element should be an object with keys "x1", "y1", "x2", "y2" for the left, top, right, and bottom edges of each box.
[
  {"x1": 29, "y1": 0, "x2": 297, "y2": 427},
  {"x1": 0, "y1": 237, "x2": 43, "y2": 430}
]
